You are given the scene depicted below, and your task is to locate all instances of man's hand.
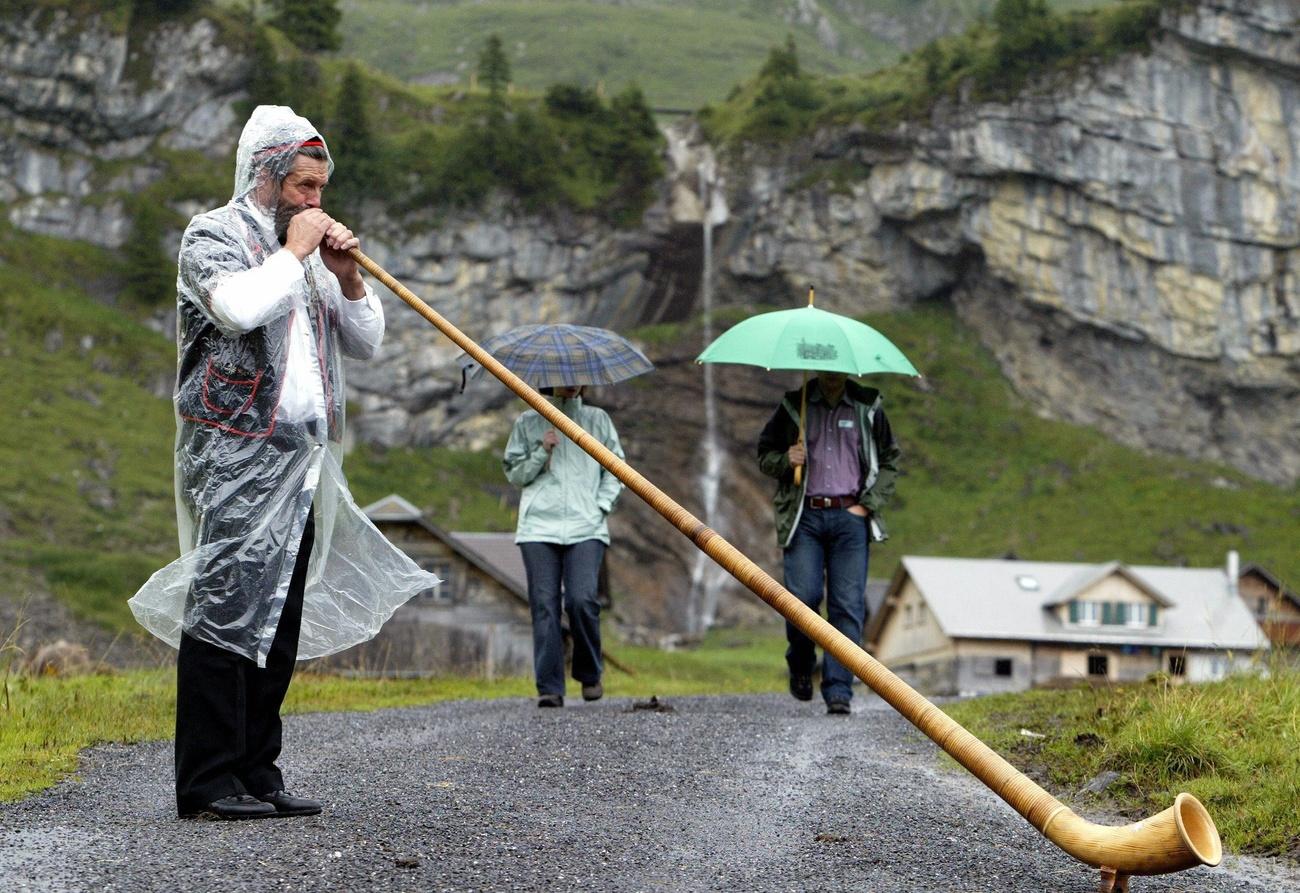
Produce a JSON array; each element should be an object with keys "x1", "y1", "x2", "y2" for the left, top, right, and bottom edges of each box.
[
  {"x1": 542, "y1": 430, "x2": 560, "y2": 453},
  {"x1": 283, "y1": 208, "x2": 333, "y2": 262},
  {"x1": 847, "y1": 504, "x2": 869, "y2": 518},
  {"x1": 285, "y1": 210, "x2": 365, "y2": 299},
  {"x1": 319, "y1": 219, "x2": 365, "y2": 300},
  {"x1": 787, "y1": 442, "x2": 806, "y2": 468}
]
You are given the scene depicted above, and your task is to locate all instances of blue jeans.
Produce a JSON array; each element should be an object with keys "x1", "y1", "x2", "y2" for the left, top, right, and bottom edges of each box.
[
  {"x1": 782, "y1": 508, "x2": 869, "y2": 705},
  {"x1": 519, "y1": 540, "x2": 605, "y2": 697}
]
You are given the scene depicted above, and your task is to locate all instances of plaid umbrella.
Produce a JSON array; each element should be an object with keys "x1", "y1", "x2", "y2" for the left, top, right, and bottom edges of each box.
[{"x1": 459, "y1": 324, "x2": 654, "y2": 389}]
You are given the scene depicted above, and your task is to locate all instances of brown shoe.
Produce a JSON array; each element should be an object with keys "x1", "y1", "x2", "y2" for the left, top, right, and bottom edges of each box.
[
  {"x1": 581, "y1": 681, "x2": 603, "y2": 702},
  {"x1": 537, "y1": 694, "x2": 564, "y2": 708}
]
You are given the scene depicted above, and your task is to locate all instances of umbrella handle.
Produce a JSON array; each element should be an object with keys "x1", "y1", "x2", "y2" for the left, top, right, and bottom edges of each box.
[
  {"x1": 350, "y1": 248, "x2": 1221, "y2": 880},
  {"x1": 793, "y1": 370, "x2": 808, "y2": 487}
]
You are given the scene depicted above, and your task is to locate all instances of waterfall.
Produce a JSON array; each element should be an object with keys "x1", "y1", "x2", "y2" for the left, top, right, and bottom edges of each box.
[{"x1": 686, "y1": 151, "x2": 730, "y2": 635}]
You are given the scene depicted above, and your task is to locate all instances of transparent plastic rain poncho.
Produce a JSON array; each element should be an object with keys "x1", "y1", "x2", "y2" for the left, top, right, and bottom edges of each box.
[{"x1": 129, "y1": 106, "x2": 439, "y2": 667}]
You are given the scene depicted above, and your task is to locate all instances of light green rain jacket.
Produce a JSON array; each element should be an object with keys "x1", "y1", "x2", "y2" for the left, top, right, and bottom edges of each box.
[{"x1": 503, "y1": 396, "x2": 624, "y2": 545}]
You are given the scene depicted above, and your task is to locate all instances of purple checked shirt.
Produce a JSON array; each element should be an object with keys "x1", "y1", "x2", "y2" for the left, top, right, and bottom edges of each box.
[{"x1": 804, "y1": 393, "x2": 862, "y2": 498}]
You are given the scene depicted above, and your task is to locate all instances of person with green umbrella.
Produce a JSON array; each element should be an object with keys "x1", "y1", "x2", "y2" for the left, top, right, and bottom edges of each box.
[{"x1": 757, "y1": 369, "x2": 901, "y2": 714}]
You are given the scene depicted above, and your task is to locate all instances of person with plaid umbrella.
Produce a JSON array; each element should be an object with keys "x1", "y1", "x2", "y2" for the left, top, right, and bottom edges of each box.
[{"x1": 486, "y1": 325, "x2": 648, "y2": 707}]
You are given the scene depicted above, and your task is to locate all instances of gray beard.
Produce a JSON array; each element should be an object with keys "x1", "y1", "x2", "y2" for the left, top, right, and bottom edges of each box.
[{"x1": 274, "y1": 199, "x2": 308, "y2": 245}]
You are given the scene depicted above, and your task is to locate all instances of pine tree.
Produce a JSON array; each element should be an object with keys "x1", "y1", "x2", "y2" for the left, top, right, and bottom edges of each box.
[
  {"x1": 267, "y1": 0, "x2": 342, "y2": 53},
  {"x1": 478, "y1": 34, "x2": 511, "y2": 103},
  {"x1": 330, "y1": 63, "x2": 377, "y2": 224},
  {"x1": 241, "y1": 26, "x2": 288, "y2": 113},
  {"x1": 122, "y1": 201, "x2": 174, "y2": 307}
]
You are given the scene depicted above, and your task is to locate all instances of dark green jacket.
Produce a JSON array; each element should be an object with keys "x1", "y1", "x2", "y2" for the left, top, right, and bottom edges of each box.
[{"x1": 756, "y1": 379, "x2": 901, "y2": 548}]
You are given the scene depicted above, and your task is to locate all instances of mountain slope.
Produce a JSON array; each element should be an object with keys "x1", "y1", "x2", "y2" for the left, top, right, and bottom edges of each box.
[
  {"x1": 336, "y1": 0, "x2": 1109, "y2": 110},
  {"x1": 8, "y1": 225, "x2": 1294, "y2": 646}
]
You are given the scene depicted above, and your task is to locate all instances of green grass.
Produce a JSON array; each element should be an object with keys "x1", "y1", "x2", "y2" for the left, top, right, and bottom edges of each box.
[
  {"x1": 0, "y1": 626, "x2": 786, "y2": 801},
  {"x1": 345, "y1": 443, "x2": 516, "y2": 533},
  {"x1": 863, "y1": 306, "x2": 1300, "y2": 582},
  {"x1": 334, "y1": 0, "x2": 1115, "y2": 112},
  {"x1": 943, "y1": 658, "x2": 1300, "y2": 856},
  {"x1": 337, "y1": 0, "x2": 896, "y2": 112}
]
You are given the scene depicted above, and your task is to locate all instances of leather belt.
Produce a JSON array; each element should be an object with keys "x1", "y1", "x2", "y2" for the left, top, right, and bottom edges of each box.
[{"x1": 805, "y1": 494, "x2": 858, "y2": 510}]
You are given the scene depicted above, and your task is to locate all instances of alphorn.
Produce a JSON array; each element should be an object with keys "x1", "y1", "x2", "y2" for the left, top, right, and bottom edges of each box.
[{"x1": 351, "y1": 248, "x2": 1222, "y2": 891}]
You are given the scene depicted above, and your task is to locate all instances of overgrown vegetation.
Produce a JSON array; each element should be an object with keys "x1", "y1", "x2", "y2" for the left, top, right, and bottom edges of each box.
[
  {"x1": 701, "y1": 0, "x2": 1186, "y2": 145},
  {"x1": 0, "y1": 627, "x2": 787, "y2": 801},
  {"x1": 238, "y1": 26, "x2": 665, "y2": 226},
  {"x1": 944, "y1": 657, "x2": 1300, "y2": 856}
]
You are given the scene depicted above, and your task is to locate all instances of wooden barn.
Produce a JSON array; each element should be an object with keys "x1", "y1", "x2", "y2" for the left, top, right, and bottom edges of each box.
[{"x1": 315, "y1": 494, "x2": 535, "y2": 677}]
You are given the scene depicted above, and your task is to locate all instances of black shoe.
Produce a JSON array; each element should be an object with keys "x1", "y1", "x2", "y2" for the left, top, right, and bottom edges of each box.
[
  {"x1": 537, "y1": 694, "x2": 564, "y2": 708},
  {"x1": 182, "y1": 794, "x2": 277, "y2": 821},
  {"x1": 258, "y1": 790, "x2": 323, "y2": 817},
  {"x1": 789, "y1": 672, "x2": 813, "y2": 702},
  {"x1": 826, "y1": 700, "x2": 852, "y2": 715},
  {"x1": 581, "y1": 680, "x2": 603, "y2": 702}
]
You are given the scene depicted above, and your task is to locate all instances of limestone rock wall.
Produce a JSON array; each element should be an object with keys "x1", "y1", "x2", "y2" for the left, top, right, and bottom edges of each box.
[{"x1": 714, "y1": 0, "x2": 1300, "y2": 483}]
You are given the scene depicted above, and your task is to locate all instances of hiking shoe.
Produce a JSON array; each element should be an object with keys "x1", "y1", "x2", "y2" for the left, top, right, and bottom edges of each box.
[
  {"x1": 826, "y1": 700, "x2": 852, "y2": 716},
  {"x1": 789, "y1": 672, "x2": 814, "y2": 701},
  {"x1": 581, "y1": 681, "x2": 603, "y2": 702},
  {"x1": 537, "y1": 694, "x2": 564, "y2": 708}
]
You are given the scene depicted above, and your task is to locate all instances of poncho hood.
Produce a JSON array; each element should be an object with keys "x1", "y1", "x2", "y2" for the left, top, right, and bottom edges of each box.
[{"x1": 233, "y1": 105, "x2": 334, "y2": 204}]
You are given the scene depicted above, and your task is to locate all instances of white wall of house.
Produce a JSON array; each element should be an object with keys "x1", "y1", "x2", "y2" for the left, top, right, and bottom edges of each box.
[
  {"x1": 1055, "y1": 575, "x2": 1163, "y2": 630},
  {"x1": 875, "y1": 579, "x2": 952, "y2": 663}
]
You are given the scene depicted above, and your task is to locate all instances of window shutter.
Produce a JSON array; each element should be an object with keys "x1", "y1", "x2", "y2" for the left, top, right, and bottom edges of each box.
[
  {"x1": 1069, "y1": 601, "x2": 1080, "y2": 623},
  {"x1": 1149, "y1": 604, "x2": 1158, "y2": 626},
  {"x1": 1102, "y1": 602, "x2": 1115, "y2": 625}
]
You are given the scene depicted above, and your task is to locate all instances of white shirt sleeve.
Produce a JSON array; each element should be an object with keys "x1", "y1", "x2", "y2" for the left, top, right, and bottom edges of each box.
[
  {"x1": 208, "y1": 249, "x2": 304, "y2": 334},
  {"x1": 337, "y1": 283, "x2": 385, "y2": 359}
]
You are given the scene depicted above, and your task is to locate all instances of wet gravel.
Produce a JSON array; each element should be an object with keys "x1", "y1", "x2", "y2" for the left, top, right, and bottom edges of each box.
[{"x1": 1, "y1": 693, "x2": 1295, "y2": 892}]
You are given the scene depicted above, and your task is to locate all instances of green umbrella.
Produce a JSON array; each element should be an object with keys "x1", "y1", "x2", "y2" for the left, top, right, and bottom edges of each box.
[
  {"x1": 696, "y1": 288, "x2": 919, "y2": 484},
  {"x1": 695, "y1": 297, "x2": 920, "y2": 377}
]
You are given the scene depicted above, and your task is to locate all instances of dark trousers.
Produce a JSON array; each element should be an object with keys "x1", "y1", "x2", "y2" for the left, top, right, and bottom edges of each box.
[
  {"x1": 174, "y1": 514, "x2": 314, "y2": 816},
  {"x1": 519, "y1": 540, "x2": 605, "y2": 697},
  {"x1": 782, "y1": 507, "x2": 869, "y2": 705}
]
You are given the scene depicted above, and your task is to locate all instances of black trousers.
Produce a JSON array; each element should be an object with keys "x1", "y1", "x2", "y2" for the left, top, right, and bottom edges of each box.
[{"x1": 174, "y1": 513, "x2": 314, "y2": 816}]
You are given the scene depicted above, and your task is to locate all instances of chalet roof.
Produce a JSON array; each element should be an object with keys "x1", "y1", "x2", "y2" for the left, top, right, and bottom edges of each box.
[
  {"x1": 449, "y1": 532, "x2": 527, "y2": 595},
  {"x1": 361, "y1": 495, "x2": 526, "y2": 604},
  {"x1": 1240, "y1": 563, "x2": 1300, "y2": 610},
  {"x1": 868, "y1": 556, "x2": 1268, "y2": 651},
  {"x1": 1042, "y1": 561, "x2": 1175, "y2": 609}
]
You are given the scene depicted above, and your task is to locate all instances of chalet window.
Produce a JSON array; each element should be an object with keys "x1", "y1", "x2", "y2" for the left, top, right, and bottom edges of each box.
[
  {"x1": 994, "y1": 658, "x2": 1013, "y2": 677},
  {"x1": 1070, "y1": 601, "x2": 1101, "y2": 626},
  {"x1": 1257, "y1": 597, "x2": 1268, "y2": 618},
  {"x1": 1168, "y1": 654, "x2": 1186, "y2": 676},
  {"x1": 1125, "y1": 603, "x2": 1149, "y2": 627},
  {"x1": 423, "y1": 562, "x2": 454, "y2": 603},
  {"x1": 904, "y1": 604, "x2": 914, "y2": 627},
  {"x1": 1087, "y1": 654, "x2": 1109, "y2": 677}
]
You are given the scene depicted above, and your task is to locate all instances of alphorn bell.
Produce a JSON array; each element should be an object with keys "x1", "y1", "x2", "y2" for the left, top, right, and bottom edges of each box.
[{"x1": 351, "y1": 248, "x2": 1222, "y2": 890}]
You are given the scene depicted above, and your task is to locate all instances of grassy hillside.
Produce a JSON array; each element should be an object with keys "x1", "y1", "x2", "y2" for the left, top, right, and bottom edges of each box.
[
  {"x1": 700, "y1": 0, "x2": 1179, "y2": 144},
  {"x1": 335, "y1": 0, "x2": 1110, "y2": 112},
  {"x1": 4, "y1": 228, "x2": 1296, "y2": 640}
]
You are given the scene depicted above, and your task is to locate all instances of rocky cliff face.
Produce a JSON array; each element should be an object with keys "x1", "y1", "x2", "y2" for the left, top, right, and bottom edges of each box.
[
  {"x1": 0, "y1": 7, "x2": 245, "y2": 243},
  {"x1": 2, "y1": 1, "x2": 1297, "y2": 633},
  {"x1": 714, "y1": 0, "x2": 1300, "y2": 485}
]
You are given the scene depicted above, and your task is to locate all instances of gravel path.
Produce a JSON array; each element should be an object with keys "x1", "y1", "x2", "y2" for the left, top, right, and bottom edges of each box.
[{"x1": 1, "y1": 693, "x2": 1295, "y2": 892}]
